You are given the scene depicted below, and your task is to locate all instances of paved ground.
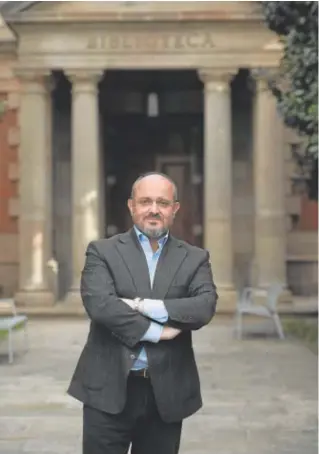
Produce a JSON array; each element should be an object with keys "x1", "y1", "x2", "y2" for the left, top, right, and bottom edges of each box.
[{"x1": 0, "y1": 318, "x2": 317, "y2": 454}]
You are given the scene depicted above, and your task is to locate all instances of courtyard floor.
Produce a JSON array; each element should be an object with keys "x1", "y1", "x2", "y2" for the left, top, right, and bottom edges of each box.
[{"x1": 0, "y1": 317, "x2": 317, "y2": 454}]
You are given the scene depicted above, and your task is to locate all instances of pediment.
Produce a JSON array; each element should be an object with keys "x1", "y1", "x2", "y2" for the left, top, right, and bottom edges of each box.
[{"x1": 2, "y1": 1, "x2": 262, "y2": 23}]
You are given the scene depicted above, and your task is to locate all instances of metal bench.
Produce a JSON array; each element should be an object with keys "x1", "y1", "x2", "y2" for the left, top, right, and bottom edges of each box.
[{"x1": 0, "y1": 298, "x2": 28, "y2": 363}]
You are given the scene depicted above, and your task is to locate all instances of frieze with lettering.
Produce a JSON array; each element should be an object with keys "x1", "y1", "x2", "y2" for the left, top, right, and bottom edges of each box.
[{"x1": 87, "y1": 31, "x2": 215, "y2": 53}]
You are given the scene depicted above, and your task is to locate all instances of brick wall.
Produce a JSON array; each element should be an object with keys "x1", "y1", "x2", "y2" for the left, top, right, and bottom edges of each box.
[
  {"x1": 284, "y1": 128, "x2": 318, "y2": 295},
  {"x1": 284, "y1": 128, "x2": 318, "y2": 233},
  {"x1": 297, "y1": 195, "x2": 318, "y2": 231},
  {"x1": 0, "y1": 91, "x2": 19, "y2": 296},
  {"x1": 0, "y1": 93, "x2": 18, "y2": 234}
]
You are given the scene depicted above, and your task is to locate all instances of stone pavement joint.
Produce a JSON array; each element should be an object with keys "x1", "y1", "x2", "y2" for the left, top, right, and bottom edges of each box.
[{"x1": 0, "y1": 319, "x2": 317, "y2": 454}]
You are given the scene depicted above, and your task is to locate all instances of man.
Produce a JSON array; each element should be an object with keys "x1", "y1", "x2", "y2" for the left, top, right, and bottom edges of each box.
[{"x1": 68, "y1": 172, "x2": 218, "y2": 454}]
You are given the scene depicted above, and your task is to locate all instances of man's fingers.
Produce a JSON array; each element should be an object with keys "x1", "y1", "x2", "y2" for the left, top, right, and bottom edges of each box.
[
  {"x1": 167, "y1": 328, "x2": 182, "y2": 339},
  {"x1": 121, "y1": 298, "x2": 135, "y2": 309}
]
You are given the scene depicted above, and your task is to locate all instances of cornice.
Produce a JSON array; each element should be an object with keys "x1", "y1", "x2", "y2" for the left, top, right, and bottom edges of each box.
[{"x1": 3, "y1": 2, "x2": 263, "y2": 24}]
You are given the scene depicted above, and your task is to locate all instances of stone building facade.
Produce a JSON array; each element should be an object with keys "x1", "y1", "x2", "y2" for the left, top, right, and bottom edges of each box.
[{"x1": 0, "y1": 1, "x2": 317, "y2": 313}]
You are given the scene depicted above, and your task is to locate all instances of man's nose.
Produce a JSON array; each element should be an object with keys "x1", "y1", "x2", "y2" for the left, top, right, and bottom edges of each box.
[{"x1": 150, "y1": 202, "x2": 159, "y2": 213}]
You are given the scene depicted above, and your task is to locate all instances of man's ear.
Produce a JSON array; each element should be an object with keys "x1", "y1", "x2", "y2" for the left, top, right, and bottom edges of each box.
[
  {"x1": 173, "y1": 202, "x2": 180, "y2": 216},
  {"x1": 127, "y1": 198, "x2": 133, "y2": 214}
]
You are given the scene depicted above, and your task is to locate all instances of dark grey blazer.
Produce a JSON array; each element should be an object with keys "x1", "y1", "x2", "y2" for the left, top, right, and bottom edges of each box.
[{"x1": 67, "y1": 229, "x2": 218, "y2": 423}]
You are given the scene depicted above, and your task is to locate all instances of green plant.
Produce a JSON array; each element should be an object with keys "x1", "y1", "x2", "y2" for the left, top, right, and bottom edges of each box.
[
  {"x1": 283, "y1": 317, "x2": 318, "y2": 353},
  {"x1": 261, "y1": 1, "x2": 318, "y2": 199}
]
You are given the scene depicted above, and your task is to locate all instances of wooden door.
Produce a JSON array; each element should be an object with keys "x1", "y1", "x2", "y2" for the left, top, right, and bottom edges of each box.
[
  {"x1": 104, "y1": 116, "x2": 203, "y2": 246},
  {"x1": 156, "y1": 155, "x2": 202, "y2": 246}
]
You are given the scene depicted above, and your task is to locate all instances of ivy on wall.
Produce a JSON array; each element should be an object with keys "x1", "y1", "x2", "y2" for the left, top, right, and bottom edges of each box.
[{"x1": 261, "y1": 1, "x2": 318, "y2": 199}]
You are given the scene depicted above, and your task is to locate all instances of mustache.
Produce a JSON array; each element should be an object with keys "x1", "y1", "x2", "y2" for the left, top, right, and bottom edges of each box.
[{"x1": 146, "y1": 214, "x2": 162, "y2": 220}]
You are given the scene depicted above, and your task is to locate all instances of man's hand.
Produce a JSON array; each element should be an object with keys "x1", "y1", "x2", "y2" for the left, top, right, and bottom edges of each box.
[
  {"x1": 121, "y1": 298, "x2": 136, "y2": 310},
  {"x1": 121, "y1": 297, "x2": 169, "y2": 325},
  {"x1": 120, "y1": 299, "x2": 180, "y2": 340},
  {"x1": 121, "y1": 298, "x2": 146, "y2": 313},
  {"x1": 160, "y1": 326, "x2": 181, "y2": 340}
]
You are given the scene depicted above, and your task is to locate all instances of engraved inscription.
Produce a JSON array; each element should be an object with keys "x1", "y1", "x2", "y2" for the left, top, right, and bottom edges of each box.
[{"x1": 87, "y1": 31, "x2": 214, "y2": 53}]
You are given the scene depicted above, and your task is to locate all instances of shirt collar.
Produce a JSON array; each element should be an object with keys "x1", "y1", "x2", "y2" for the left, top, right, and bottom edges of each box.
[{"x1": 134, "y1": 225, "x2": 169, "y2": 248}]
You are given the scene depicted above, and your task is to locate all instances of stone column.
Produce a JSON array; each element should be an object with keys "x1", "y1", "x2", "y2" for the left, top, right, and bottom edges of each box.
[
  {"x1": 65, "y1": 70, "x2": 103, "y2": 305},
  {"x1": 198, "y1": 69, "x2": 236, "y2": 304},
  {"x1": 15, "y1": 71, "x2": 54, "y2": 307},
  {"x1": 253, "y1": 72, "x2": 286, "y2": 288}
]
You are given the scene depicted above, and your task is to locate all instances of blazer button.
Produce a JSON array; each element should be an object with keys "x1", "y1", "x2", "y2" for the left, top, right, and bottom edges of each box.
[{"x1": 130, "y1": 354, "x2": 135, "y2": 359}]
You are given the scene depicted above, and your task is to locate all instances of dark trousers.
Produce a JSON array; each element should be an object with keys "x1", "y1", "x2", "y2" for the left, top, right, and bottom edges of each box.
[{"x1": 83, "y1": 375, "x2": 182, "y2": 454}]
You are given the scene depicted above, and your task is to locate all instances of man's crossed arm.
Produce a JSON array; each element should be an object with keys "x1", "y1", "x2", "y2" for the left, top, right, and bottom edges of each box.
[
  {"x1": 121, "y1": 298, "x2": 182, "y2": 342},
  {"x1": 81, "y1": 242, "x2": 216, "y2": 348},
  {"x1": 122, "y1": 252, "x2": 217, "y2": 332},
  {"x1": 121, "y1": 298, "x2": 168, "y2": 323}
]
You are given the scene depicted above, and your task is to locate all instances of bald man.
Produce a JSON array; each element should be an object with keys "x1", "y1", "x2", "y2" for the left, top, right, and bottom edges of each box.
[{"x1": 68, "y1": 172, "x2": 218, "y2": 454}]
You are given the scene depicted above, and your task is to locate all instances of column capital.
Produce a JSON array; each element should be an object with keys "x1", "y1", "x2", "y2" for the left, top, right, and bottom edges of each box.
[
  {"x1": 14, "y1": 68, "x2": 52, "y2": 94},
  {"x1": 198, "y1": 68, "x2": 237, "y2": 92},
  {"x1": 250, "y1": 67, "x2": 279, "y2": 91},
  {"x1": 14, "y1": 68, "x2": 51, "y2": 80},
  {"x1": 65, "y1": 69, "x2": 104, "y2": 94}
]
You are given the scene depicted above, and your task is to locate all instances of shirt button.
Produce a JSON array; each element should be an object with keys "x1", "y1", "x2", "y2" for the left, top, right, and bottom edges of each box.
[{"x1": 130, "y1": 354, "x2": 135, "y2": 359}]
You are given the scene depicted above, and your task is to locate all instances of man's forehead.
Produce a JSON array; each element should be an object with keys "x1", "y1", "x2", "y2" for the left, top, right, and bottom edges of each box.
[{"x1": 135, "y1": 175, "x2": 174, "y2": 196}]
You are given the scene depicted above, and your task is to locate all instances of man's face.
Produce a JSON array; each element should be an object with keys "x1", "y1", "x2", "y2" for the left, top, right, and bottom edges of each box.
[{"x1": 128, "y1": 175, "x2": 180, "y2": 239}]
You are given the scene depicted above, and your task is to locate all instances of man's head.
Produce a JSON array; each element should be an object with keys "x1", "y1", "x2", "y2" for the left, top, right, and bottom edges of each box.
[{"x1": 128, "y1": 172, "x2": 180, "y2": 239}]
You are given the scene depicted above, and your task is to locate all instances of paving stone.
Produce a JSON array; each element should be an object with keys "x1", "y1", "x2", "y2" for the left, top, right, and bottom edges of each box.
[{"x1": 0, "y1": 319, "x2": 317, "y2": 454}]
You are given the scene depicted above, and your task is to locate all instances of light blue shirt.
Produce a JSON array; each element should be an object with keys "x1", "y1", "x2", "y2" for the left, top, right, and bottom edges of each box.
[{"x1": 131, "y1": 226, "x2": 169, "y2": 370}]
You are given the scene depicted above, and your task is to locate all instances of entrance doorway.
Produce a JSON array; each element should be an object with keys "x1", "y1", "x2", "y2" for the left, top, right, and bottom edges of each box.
[
  {"x1": 51, "y1": 70, "x2": 205, "y2": 300},
  {"x1": 100, "y1": 70, "x2": 204, "y2": 246}
]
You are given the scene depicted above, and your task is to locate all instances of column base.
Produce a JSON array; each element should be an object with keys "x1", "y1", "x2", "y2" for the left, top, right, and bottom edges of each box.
[
  {"x1": 279, "y1": 288, "x2": 293, "y2": 304},
  {"x1": 214, "y1": 286, "x2": 293, "y2": 315},
  {"x1": 64, "y1": 290, "x2": 82, "y2": 306},
  {"x1": 215, "y1": 287, "x2": 237, "y2": 314},
  {"x1": 15, "y1": 290, "x2": 55, "y2": 308},
  {"x1": 253, "y1": 287, "x2": 293, "y2": 305}
]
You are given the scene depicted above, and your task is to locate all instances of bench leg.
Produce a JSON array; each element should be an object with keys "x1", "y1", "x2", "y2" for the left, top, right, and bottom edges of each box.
[
  {"x1": 8, "y1": 328, "x2": 13, "y2": 364},
  {"x1": 235, "y1": 310, "x2": 243, "y2": 340},
  {"x1": 24, "y1": 324, "x2": 29, "y2": 353},
  {"x1": 273, "y1": 313, "x2": 285, "y2": 340}
]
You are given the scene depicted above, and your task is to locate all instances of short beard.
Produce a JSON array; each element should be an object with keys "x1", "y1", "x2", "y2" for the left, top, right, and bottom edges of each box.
[{"x1": 140, "y1": 226, "x2": 168, "y2": 239}]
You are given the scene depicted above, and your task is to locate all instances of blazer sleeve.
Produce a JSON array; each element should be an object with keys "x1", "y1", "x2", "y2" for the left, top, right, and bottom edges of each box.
[
  {"x1": 163, "y1": 251, "x2": 218, "y2": 331},
  {"x1": 81, "y1": 241, "x2": 151, "y2": 348}
]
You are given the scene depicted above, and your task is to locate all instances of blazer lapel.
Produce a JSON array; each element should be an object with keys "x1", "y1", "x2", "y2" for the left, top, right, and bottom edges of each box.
[
  {"x1": 115, "y1": 229, "x2": 152, "y2": 298},
  {"x1": 152, "y1": 236, "x2": 187, "y2": 300}
]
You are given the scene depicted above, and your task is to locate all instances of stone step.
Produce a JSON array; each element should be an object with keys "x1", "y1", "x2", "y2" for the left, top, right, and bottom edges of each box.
[{"x1": 0, "y1": 297, "x2": 316, "y2": 317}]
